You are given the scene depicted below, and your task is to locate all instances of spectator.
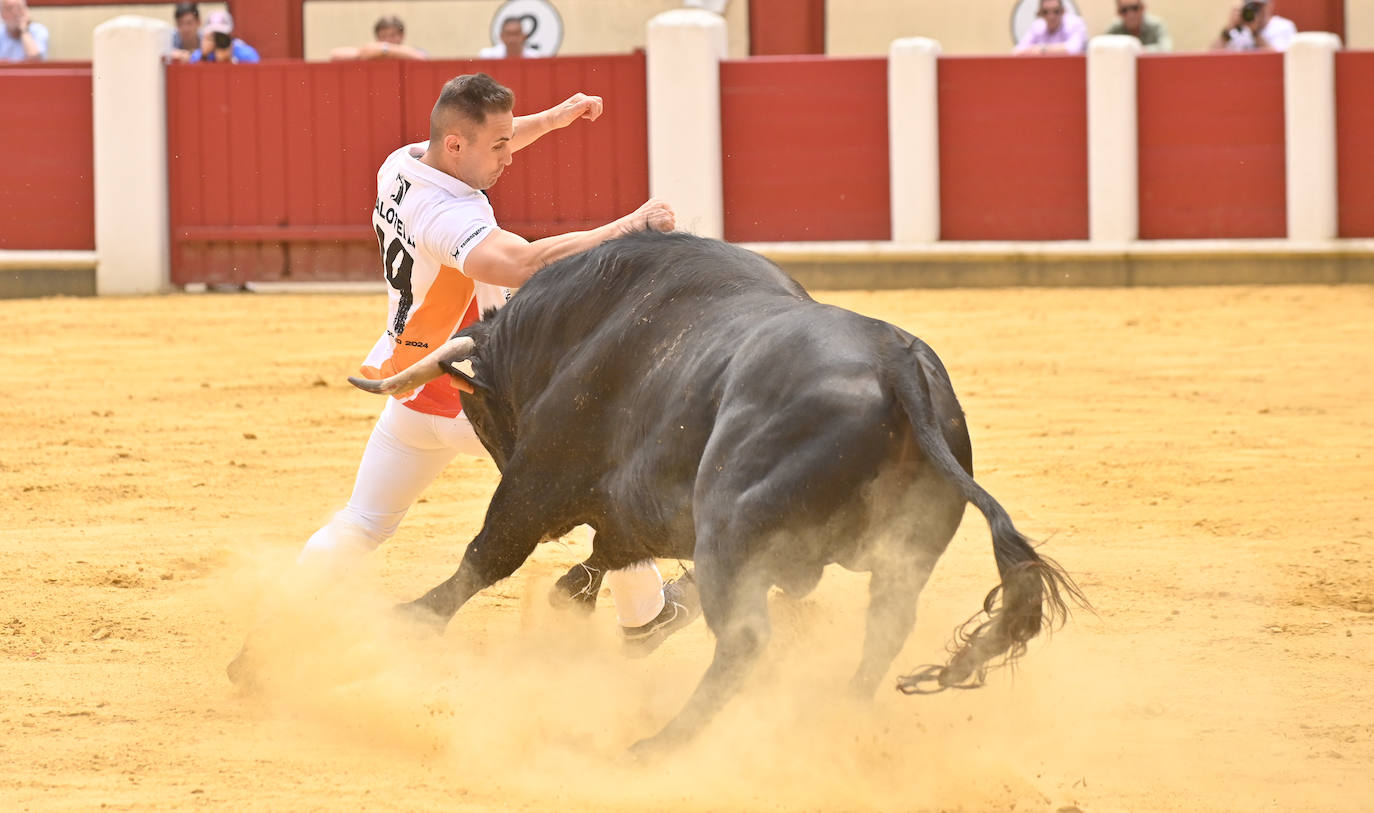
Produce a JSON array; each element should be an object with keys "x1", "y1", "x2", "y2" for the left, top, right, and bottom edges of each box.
[
  {"x1": 1014, "y1": 0, "x2": 1088, "y2": 55},
  {"x1": 1106, "y1": 1, "x2": 1173, "y2": 52},
  {"x1": 329, "y1": 15, "x2": 427, "y2": 61},
  {"x1": 190, "y1": 10, "x2": 260, "y2": 64},
  {"x1": 1212, "y1": 0, "x2": 1296, "y2": 52},
  {"x1": 0, "y1": 0, "x2": 47, "y2": 62},
  {"x1": 478, "y1": 16, "x2": 542, "y2": 59},
  {"x1": 168, "y1": 2, "x2": 200, "y2": 64}
]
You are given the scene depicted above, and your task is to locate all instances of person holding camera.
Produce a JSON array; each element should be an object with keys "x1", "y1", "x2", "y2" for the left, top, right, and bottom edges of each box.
[
  {"x1": 190, "y1": 9, "x2": 260, "y2": 64},
  {"x1": 1212, "y1": 0, "x2": 1296, "y2": 52}
]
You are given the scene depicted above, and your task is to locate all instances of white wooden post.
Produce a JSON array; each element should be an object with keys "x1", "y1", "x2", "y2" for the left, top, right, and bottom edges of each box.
[
  {"x1": 888, "y1": 37, "x2": 941, "y2": 243},
  {"x1": 1087, "y1": 34, "x2": 1142, "y2": 243},
  {"x1": 646, "y1": 9, "x2": 727, "y2": 239},
  {"x1": 1285, "y1": 32, "x2": 1342, "y2": 241},
  {"x1": 93, "y1": 16, "x2": 172, "y2": 294}
]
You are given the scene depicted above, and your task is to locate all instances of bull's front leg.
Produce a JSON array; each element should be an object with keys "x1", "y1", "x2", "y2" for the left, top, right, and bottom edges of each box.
[{"x1": 404, "y1": 483, "x2": 561, "y2": 626}]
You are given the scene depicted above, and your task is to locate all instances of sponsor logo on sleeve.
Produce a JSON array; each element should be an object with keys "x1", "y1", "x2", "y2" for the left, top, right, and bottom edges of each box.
[{"x1": 455, "y1": 225, "x2": 491, "y2": 258}]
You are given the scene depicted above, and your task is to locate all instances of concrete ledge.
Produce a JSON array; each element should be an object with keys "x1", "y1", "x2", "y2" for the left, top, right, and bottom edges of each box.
[
  {"x1": 0, "y1": 251, "x2": 98, "y2": 298},
  {"x1": 743, "y1": 239, "x2": 1374, "y2": 288},
  {"x1": 8, "y1": 241, "x2": 1374, "y2": 297}
]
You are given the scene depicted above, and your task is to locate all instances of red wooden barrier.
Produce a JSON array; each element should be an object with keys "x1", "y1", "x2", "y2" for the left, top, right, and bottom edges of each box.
[
  {"x1": 0, "y1": 65, "x2": 93, "y2": 251},
  {"x1": 1336, "y1": 50, "x2": 1374, "y2": 238},
  {"x1": 167, "y1": 53, "x2": 648, "y2": 285},
  {"x1": 168, "y1": 61, "x2": 404, "y2": 285},
  {"x1": 720, "y1": 56, "x2": 889, "y2": 242},
  {"x1": 937, "y1": 55, "x2": 1088, "y2": 241},
  {"x1": 1137, "y1": 52, "x2": 1286, "y2": 240}
]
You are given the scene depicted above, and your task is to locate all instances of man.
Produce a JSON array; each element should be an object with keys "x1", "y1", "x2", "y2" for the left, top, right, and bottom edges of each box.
[
  {"x1": 478, "y1": 16, "x2": 542, "y2": 59},
  {"x1": 1106, "y1": 0, "x2": 1173, "y2": 52},
  {"x1": 1212, "y1": 0, "x2": 1296, "y2": 52},
  {"x1": 293, "y1": 74, "x2": 694, "y2": 656},
  {"x1": 167, "y1": 2, "x2": 200, "y2": 63},
  {"x1": 1014, "y1": 0, "x2": 1088, "y2": 55},
  {"x1": 190, "y1": 9, "x2": 260, "y2": 64},
  {"x1": 0, "y1": 0, "x2": 47, "y2": 62},
  {"x1": 329, "y1": 15, "x2": 428, "y2": 61}
]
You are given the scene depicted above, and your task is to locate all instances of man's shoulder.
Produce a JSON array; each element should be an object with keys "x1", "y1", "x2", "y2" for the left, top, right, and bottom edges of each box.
[
  {"x1": 1270, "y1": 15, "x2": 1298, "y2": 33},
  {"x1": 232, "y1": 40, "x2": 260, "y2": 62}
]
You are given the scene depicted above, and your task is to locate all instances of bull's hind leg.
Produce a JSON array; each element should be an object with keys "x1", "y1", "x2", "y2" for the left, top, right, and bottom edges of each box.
[
  {"x1": 629, "y1": 549, "x2": 772, "y2": 759},
  {"x1": 848, "y1": 556, "x2": 936, "y2": 698},
  {"x1": 849, "y1": 477, "x2": 964, "y2": 698}
]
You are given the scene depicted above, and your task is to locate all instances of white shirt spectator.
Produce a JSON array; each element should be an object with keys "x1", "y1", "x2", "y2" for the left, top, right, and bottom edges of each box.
[
  {"x1": 1222, "y1": 14, "x2": 1297, "y2": 51},
  {"x1": 0, "y1": 19, "x2": 46, "y2": 61},
  {"x1": 477, "y1": 42, "x2": 543, "y2": 58}
]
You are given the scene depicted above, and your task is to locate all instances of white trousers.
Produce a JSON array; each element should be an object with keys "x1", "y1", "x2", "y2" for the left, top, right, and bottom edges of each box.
[{"x1": 299, "y1": 397, "x2": 665, "y2": 626}]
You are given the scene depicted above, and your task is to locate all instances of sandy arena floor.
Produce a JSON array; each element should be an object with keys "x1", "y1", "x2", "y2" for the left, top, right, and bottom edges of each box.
[{"x1": 1, "y1": 284, "x2": 1371, "y2": 812}]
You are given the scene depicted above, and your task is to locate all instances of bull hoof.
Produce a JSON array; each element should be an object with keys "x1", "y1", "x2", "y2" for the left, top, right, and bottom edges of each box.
[
  {"x1": 626, "y1": 729, "x2": 688, "y2": 763},
  {"x1": 226, "y1": 643, "x2": 259, "y2": 689},
  {"x1": 394, "y1": 600, "x2": 450, "y2": 634}
]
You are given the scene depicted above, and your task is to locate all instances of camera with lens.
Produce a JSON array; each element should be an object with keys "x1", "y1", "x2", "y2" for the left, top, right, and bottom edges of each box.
[
  {"x1": 1240, "y1": 1, "x2": 1265, "y2": 23},
  {"x1": 211, "y1": 31, "x2": 233, "y2": 49}
]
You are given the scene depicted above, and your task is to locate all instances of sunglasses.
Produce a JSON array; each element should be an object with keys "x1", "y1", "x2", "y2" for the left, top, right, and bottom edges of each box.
[{"x1": 1119, "y1": 3, "x2": 1142, "y2": 11}]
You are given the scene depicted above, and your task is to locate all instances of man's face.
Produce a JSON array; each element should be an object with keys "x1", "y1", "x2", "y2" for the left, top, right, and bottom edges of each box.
[
  {"x1": 176, "y1": 12, "x2": 200, "y2": 43},
  {"x1": 1040, "y1": 0, "x2": 1065, "y2": 32},
  {"x1": 376, "y1": 25, "x2": 403, "y2": 45},
  {"x1": 1, "y1": 0, "x2": 26, "y2": 32},
  {"x1": 455, "y1": 111, "x2": 515, "y2": 190},
  {"x1": 499, "y1": 20, "x2": 525, "y2": 51},
  {"x1": 1117, "y1": 1, "x2": 1143, "y2": 29}
]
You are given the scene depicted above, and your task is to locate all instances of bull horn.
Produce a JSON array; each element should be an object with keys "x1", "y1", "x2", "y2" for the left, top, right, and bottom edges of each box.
[{"x1": 347, "y1": 335, "x2": 476, "y2": 395}]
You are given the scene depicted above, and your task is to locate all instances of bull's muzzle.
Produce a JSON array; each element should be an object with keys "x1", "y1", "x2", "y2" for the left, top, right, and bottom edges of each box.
[{"x1": 347, "y1": 336, "x2": 477, "y2": 395}]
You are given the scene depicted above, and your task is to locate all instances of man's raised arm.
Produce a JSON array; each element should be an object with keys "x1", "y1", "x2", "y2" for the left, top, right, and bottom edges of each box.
[
  {"x1": 461, "y1": 199, "x2": 674, "y2": 288},
  {"x1": 509, "y1": 93, "x2": 604, "y2": 153}
]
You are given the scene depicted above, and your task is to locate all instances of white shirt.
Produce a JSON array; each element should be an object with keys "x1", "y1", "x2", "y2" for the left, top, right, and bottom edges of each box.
[
  {"x1": 362, "y1": 142, "x2": 509, "y2": 417},
  {"x1": 0, "y1": 21, "x2": 48, "y2": 61},
  {"x1": 477, "y1": 43, "x2": 543, "y2": 58},
  {"x1": 1224, "y1": 15, "x2": 1297, "y2": 51}
]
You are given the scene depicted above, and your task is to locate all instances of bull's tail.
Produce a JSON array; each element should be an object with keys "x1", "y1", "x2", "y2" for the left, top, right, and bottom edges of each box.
[{"x1": 886, "y1": 341, "x2": 1088, "y2": 695}]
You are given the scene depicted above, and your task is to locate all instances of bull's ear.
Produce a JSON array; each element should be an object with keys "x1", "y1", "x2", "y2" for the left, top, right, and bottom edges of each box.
[{"x1": 439, "y1": 359, "x2": 487, "y2": 392}]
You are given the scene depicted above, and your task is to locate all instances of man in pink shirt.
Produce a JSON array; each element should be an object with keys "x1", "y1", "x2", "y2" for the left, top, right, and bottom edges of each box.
[{"x1": 1015, "y1": 0, "x2": 1089, "y2": 55}]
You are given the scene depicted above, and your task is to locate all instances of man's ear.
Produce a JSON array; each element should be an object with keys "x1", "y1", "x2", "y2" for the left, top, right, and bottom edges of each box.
[{"x1": 445, "y1": 132, "x2": 463, "y2": 156}]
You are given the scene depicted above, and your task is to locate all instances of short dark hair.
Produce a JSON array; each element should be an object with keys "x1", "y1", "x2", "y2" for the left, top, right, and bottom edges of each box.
[
  {"x1": 374, "y1": 15, "x2": 404, "y2": 37},
  {"x1": 174, "y1": 2, "x2": 199, "y2": 21},
  {"x1": 429, "y1": 73, "x2": 515, "y2": 141}
]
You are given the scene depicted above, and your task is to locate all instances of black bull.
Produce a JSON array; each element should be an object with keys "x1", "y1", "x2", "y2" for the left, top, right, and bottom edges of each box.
[{"x1": 350, "y1": 230, "x2": 1086, "y2": 755}]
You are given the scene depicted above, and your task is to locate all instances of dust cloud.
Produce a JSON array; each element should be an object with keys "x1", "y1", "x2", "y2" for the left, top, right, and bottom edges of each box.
[{"x1": 219, "y1": 544, "x2": 1070, "y2": 813}]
